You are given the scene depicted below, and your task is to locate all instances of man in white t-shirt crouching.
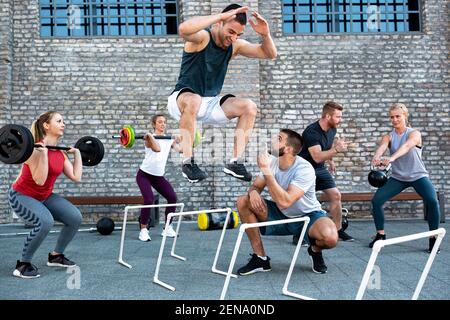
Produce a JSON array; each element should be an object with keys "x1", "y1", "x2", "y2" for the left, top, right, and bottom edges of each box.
[{"x1": 236, "y1": 129, "x2": 338, "y2": 275}]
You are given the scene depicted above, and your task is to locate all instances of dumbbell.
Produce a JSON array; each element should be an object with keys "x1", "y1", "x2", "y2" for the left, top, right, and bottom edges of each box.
[
  {"x1": 112, "y1": 125, "x2": 201, "y2": 149},
  {"x1": 0, "y1": 124, "x2": 104, "y2": 166}
]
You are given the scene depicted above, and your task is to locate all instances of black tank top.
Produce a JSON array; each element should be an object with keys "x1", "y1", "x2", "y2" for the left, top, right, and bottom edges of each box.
[{"x1": 174, "y1": 29, "x2": 233, "y2": 97}]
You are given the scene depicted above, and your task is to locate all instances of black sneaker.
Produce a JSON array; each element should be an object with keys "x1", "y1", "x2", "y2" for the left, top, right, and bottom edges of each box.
[
  {"x1": 369, "y1": 233, "x2": 386, "y2": 248},
  {"x1": 307, "y1": 246, "x2": 327, "y2": 274},
  {"x1": 237, "y1": 253, "x2": 271, "y2": 276},
  {"x1": 338, "y1": 229, "x2": 355, "y2": 242},
  {"x1": 292, "y1": 234, "x2": 309, "y2": 247},
  {"x1": 428, "y1": 237, "x2": 441, "y2": 254},
  {"x1": 13, "y1": 260, "x2": 40, "y2": 279},
  {"x1": 47, "y1": 253, "x2": 76, "y2": 268},
  {"x1": 182, "y1": 159, "x2": 207, "y2": 183},
  {"x1": 223, "y1": 161, "x2": 252, "y2": 182}
]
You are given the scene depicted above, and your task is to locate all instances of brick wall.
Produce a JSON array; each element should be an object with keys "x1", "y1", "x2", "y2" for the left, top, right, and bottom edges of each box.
[
  {"x1": 0, "y1": 0, "x2": 13, "y2": 223},
  {"x1": 0, "y1": 0, "x2": 448, "y2": 224}
]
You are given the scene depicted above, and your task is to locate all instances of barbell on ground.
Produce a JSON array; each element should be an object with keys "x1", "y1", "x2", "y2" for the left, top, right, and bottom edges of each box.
[
  {"x1": 197, "y1": 210, "x2": 239, "y2": 231},
  {"x1": 0, "y1": 217, "x2": 120, "y2": 237},
  {"x1": 0, "y1": 124, "x2": 104, "y2": 166},
  {"x1": 112, "y1": 125, "x2": 201, "y2": 149}
]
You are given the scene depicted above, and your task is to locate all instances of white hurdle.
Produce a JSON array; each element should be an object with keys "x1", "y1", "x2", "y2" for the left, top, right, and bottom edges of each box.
[
  {"x1": 220, "y1": 216, "x2": 310, "y2": 300},
  {"x1": 356, "y1": 228, "x2": 446, "y2": 300},
  {"x1": 118, "y1": 203, "x2": 185, "y2": 269},
  {"x1": 153, "y1": 207, "x2": 238, "y2": 291}
]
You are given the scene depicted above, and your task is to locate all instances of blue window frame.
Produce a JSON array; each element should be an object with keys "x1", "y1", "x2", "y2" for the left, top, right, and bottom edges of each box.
[
  {"x1": 40, "y1": 0, "x2": 179, "y2": 37},
  {"x1": 282, "y1": 0, "x2": 421, "y2": 34}
]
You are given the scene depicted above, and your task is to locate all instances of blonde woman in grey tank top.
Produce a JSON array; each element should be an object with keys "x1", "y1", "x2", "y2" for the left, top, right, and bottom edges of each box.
[{"x1": 369, "y1": 103, "x2": 441, "y2": 253}]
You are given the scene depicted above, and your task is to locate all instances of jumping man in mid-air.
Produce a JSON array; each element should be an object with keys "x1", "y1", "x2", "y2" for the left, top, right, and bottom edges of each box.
[{"x1": 167, "y1": 3, "x2": 277, "y2": 183}]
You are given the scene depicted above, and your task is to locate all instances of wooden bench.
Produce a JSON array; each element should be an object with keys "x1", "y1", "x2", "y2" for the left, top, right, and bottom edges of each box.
[
  {"x1": 64, "y1": 192, "x2": 445, "y2": 223},
  {"x1": 64, "y1": 195, "x2": 160, "y2": 226},
  {"x1": 64, "y1": 196, "x2": 146, "y2": 205},
  {"x1": 319, "y1": 191, "x2": 446, "y2": 223}
]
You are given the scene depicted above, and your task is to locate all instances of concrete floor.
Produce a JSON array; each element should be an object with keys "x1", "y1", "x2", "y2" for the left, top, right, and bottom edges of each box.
[{"x1": 0, "y1": 219, "x2": 448, "y2": 300}]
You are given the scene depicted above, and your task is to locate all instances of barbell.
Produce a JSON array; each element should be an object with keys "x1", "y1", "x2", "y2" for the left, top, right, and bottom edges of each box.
[
  {"x1": 0, "y1": 124, "x2": 104, "y2": 166},
  {"x1": 197, "y1": 210, "x2": 239, "y2": 231},
  {"x1": 0, "y1": 217, "x2": 121, "y2": 237},
  {"x1": 112, "y1": 125, "x2": 201, "y2": 149}
]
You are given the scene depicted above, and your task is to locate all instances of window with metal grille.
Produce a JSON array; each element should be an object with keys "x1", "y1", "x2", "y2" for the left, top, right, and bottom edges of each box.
[
  {"x1": 282, "y1": 0, "x2": 421, "y2": 34},
  {"x1": 40, "y1": 0, "x2": 179, "y2": 37}
]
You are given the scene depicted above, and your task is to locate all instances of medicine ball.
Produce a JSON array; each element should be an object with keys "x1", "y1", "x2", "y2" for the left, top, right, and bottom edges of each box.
[{"x1": 96, "y1": 217, "x2": 115, "y2": 235}]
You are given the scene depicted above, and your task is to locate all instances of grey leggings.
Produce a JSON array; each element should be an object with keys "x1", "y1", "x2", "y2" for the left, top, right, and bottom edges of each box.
[{"x1": 8, "y1": 188, "x2": 82, "y2": 262}]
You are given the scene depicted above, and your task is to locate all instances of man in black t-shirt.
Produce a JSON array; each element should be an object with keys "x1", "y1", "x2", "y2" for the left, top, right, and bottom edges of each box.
[{"x1": 297, "y1": 101, "x2": 354, "y2": 242}]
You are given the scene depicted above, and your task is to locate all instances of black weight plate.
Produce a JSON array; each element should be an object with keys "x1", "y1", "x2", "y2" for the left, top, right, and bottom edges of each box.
[
  {"x1": 74, "y1": 136, "x2": 104, "y2": 166},
  {"x1": 91, "y1": 137, "x2": 105, "y2": 166},
  {"x1": 0, "y1": 124, "x2": 34, "y2": 164},
  {"x1": 17, "y1": 125, "x2": 35, "y2": 164}
]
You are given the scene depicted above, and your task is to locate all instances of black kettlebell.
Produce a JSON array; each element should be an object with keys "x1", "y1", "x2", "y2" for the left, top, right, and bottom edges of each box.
[
  {"x1": 368, "y1": 164, "x2": 391, "y2": 188},
  {"x1": 341, "y1": 208, "x2": 349, "y2": 231},
  {"x1": 96, "y1": 217, "x2": 115, "y2": 235}
]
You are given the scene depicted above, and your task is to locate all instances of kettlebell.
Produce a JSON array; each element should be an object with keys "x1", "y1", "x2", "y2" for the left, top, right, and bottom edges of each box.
[
  {"x1": 197, "y1": 210, "x2": 239, "y2": 231},
  {"x1": 341, "y1": 208, "x2": 349, "y2": 231},
  {"x1": 96, "y1": 217, "x2": 115, "y2": 235},
  {"x1": 368, "y1": 163, "x2": 391, "y2": 188}
]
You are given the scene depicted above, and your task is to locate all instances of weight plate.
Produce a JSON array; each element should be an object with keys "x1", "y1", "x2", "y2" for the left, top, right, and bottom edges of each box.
[
  {"x1": 119, "y1": 128, "x2": 130, "y2": 147},
  {"x1": 74, "y1": 136, "x2": 104, "y2": 166},
  {"x1": 0, "y1": 124, "x2": 34, "y2": 164},
  {"x1": 232, "y1": 210, "x2": 239, "y2": 229},
  {"x1": 123, "y1": 127, "x2": 132, "y2": 148},
  {"x1": 197, "y1": 212, "x2": 209, "y2": 231},
  {"x1": 125, "y1": 125, "x2": 135, "y2": 148}
]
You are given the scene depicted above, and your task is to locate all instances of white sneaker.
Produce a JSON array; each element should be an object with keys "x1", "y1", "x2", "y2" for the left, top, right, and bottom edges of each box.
[
  {"x1": 138, "y1": 229, "x2": 151, "y2": 242},
  {"x1": 161, "y1": 224, "x2": 177, "y2": 238}
]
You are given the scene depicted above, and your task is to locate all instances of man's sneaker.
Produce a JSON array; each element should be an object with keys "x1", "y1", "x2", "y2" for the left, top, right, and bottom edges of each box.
[
  {"x1": 292, "y1": 234, "x2": 309, "y2": 247},
  {"x1": 369, "y1": 233, "x2": 386, "y2": 248},
  {"x1": 223, "y1": 161, "x2": 252, "y2": 182},
  {"x1": 13, "y1": 260, "x2": 40, "y2": 279},
  {"x1": 338, "y1": 229, "x2": 355, "y2": 242},
  {"x1": 307, "y1": 246, "x2": 327, "y2": 274},
  {"x1": 47, "y1": 253, "x2": 76, "y2": 268},
  {"x1": 182, "y1": 159, "x2": 207, "y2": 183},
  {"x1": 237, "y1": 253, "x2": 271, "y2": 276},
  {"x1": 139, "y1": 228, "x2": 151, "y2": 242},
  {"x1": 428, "y1": 237, "x2": 441, "y2": 254},
  {"x1": 161, "y1": 223, "x2": 177, "y2": 238}
]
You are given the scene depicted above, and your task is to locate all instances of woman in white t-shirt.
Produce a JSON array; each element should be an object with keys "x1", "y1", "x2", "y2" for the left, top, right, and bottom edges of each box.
[{"x1": 136, "y1": 114, "x2": 181, "y2": 242}]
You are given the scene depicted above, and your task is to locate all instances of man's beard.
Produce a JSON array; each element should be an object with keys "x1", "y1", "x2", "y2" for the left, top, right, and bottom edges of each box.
[
  {"x1": 329, "y1": 120, "x2": 339, "y2": 129},
  {"x1": 271, "y1": 146, "x2": 285, "y2": 157}
]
